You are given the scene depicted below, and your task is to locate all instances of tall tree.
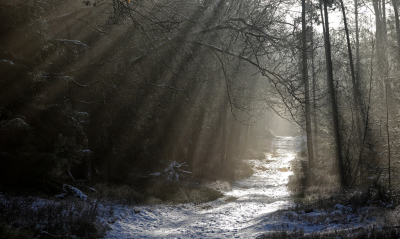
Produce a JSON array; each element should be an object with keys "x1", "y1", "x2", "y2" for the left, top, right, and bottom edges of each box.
[
  {"x1": 392, "y1": 0, "x2": 400, "y2": 55},
  {"x1": 322, "y1": 0, "x2": 346, "y2": 187},
  {"x1": 302, "y1": 0, "x2": 315, "y2": 172},
  {"x1": 339, "y1": 0, "x2": 362, "y2": 143},
  {"x1": 310, "y1": 8, "x2": 319, "y2": 156}
]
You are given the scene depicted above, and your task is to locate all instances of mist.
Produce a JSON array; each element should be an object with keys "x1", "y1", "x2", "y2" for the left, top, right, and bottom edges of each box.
[{"x1": 1, "y1": 0, "x2": 400, "y2": 237}]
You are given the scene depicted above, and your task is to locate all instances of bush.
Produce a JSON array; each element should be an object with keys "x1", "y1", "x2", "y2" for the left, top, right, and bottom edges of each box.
[{"x1": 0, "y1": 105, "x2": 91, "y2": 191}]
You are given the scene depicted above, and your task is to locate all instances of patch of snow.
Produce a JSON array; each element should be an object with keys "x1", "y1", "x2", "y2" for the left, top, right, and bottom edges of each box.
[
  {"x1": 55, "y1": 193, "x2": 67, "y2": 199},
  {"x1": 164, "y1": 161, "x2": 191, "y2": 181},
  {"x1": 82, "y1": 149, "x2": 92, "y2": 155},
  {"x1": 0, "y1": 59, "x2": 15, "y2": 65},
  {"x1": 334, "y1": 204, "x2": 352, "y2": 213},
  {"x1": 57, "y1": 39, "x2": 89, "y2": 48},
  {"x1": 63, "y1": 184, "x2": 88, "y2": 201},
  {"x1": 331, "y1": 210, "x2": 343, "y2": 215}
]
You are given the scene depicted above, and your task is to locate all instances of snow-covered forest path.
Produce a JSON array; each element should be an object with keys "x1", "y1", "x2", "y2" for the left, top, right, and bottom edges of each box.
[{"x1": 105, "y1": 136, "x2": 304, "y2": 238}]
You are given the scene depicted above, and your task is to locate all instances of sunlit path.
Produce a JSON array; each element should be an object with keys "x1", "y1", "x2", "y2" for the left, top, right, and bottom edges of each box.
[{"x1": 105, "y1": 136, "x2": 305, "y2": 238}]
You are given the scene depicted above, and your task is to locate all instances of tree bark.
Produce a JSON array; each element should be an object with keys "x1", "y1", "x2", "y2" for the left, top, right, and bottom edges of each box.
[
  {"x1": 302, "y1": 0, "x2": 315, "y2": 171},
  {"x1": 340, "y1": 0, "x2": 362, "y2": 143},
  {"x1": 323, "y1": 0, "x2": 346, "y2": 187},
  {"x1": 385, "y1": 83, "x2": 391, "y2": 190},
  {"x1": 391, "y1": 0, "x2": 400, "y2": 56},
  {"x1": 355, "y1": 0, "x2": 360, "y2": 85},
  {"x1": 311, "y1": 14, "x2": 318, "y2": 156}
]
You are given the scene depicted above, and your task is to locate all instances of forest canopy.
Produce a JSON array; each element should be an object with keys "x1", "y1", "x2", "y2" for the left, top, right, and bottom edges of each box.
[{"x1": 0, "y1": 0, "x2": 400, "y2": 196}]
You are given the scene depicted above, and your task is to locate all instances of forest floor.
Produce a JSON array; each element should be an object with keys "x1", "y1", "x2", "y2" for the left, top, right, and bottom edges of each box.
[
  {"x1": 2, "y1": 136, "x2": 399, "y2": 238},
  {"x1": 104, "y1": 136, "x2": 295, "y2": 238},
  {"x1": 104, "y1": 136, "x2": 395, "y2": 238}
]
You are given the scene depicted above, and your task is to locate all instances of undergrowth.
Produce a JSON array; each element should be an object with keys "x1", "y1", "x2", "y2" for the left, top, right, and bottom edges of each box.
[
  {"x1": 89, "y1": 183, "x2": 145, "y2": 205},
  {"x1": 258, "y1": 225, "x2": 400, "y2": 239},
  {"x1": 269, "y1": 153, "x2": 400, "y2": 239},
  {"x1": 91, "y1": 181, "x2": 223, "y2": 205},
  {"x1": 0, "y1": 158, "x2": 253, "y2": 238},
  {"x1": 91, "y1": 158, "x2": 253, "y2": 205},
  {"x1": 146, "y1": 181, "x2": 223, "y2": 204},
  {"x1": 287, "y1": 155, "x2": 399, "y2": 210},
  {"x1": 0, "y1": 194, "x2": 111, "y2": 239},
  {"x1": 258, "y1": 184, "x2": 400, "y2": 239}
]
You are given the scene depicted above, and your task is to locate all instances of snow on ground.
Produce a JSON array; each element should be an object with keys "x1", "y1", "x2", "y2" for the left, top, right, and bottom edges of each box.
[
  {"x1": 104, "y1": 135, "x2": 380, "y2": 238},
  {"x1": 259, "y1": 204, "x2": 381, "y2": 236},
  {"x1": 105, "y1": 136, "x2": 302, "y2": 238},
  {"x1": 0, "y1": 135, "x2": 385, "y2": 238}
]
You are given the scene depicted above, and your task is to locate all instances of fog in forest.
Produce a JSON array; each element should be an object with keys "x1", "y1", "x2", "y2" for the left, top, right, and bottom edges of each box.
[{"x1": 1, "y1": 0, "x2": 400, "y2": 237}]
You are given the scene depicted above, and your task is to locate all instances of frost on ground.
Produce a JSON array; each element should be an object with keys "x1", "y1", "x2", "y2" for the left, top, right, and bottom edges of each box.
[
  {"x1": 104, "y1": 136, "x2": 304, "y2": 238},
  {"x1": 0, "y1": 136, "x2": 393, "y2": 238},
  {"x1": 260, "y1": 204, "x2": 384, "y2": 236},
  {"x1": 104, "y1": 136, "x2": 397, "y2": 238},
  {"x1": 0, "y1": 193, "x2": 111, "y2": 238}
]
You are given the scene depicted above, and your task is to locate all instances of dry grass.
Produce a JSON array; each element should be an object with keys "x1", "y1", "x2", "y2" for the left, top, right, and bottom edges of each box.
[
  {"x1": 268, "y1": 154, "x2": 400, "y2": 239},
  {"x1": 91, "y1": 181, "x2": 223, "y2": 205},
  {"x1": 261, "y1": 195, "x2": 400, "y2": 238},
  {"x1": 278, "y1": 167, "x2": 290, "y2": 172},
  {"x1": 224, "y1": 196, "x2": 238, "y2": 202},
  {"x1": 142, "y1": 160, "x2": 253, "y2": 204},
  {"x1": 255, "y1": 165, "x2": 269, "y2": 171},
  {"x1": 287, "y1": 158, "x2": 340, "y2": 204},
  {"x1": 145, "y1": 180, "x2": 223, "y2": 205},
  {"x1": 90, "y1": 183, "x2": 145, "y2": 204},
  {"x1": 0, "y1": 194, "x2": 111, "y2": 239},
  {"x1": 0, "y1": 158, "x2": 252, "y2": 238},
  {"x1": 258, "y1": 226, "x2": 400, "y2": 239}
]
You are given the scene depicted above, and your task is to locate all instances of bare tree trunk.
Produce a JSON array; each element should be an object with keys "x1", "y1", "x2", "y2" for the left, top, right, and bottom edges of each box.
[
  {"x1": 373, "y1": 0, "x2": 389, "y2": 78},
  {"x1": 340, "y1": 0, "x2": 362, "y2": 143},
  {"x1": 355, "y1": 0, "x2": 360, "y2": 85},
  {"x1": 311, "y1": 19, "x2": 318, "y2": 156},
  {"x1": 373, "y1": 0, "x2": 393, "y2": 188},
  {"x1": 392, "y1": 0, "x2": 400, "y2": 55},
  {"x1": 383, "y1": 0, "x2": 388, "y2": 43},
  {"x1": 385, "y1": 83, "x2": 391, "y2": 190},
  {"x1": 302, "y1": 0, "x2": 315, "y2": 172},
  {"x1": 323, "y1": 0, "x2": 346, "y2": 187}
]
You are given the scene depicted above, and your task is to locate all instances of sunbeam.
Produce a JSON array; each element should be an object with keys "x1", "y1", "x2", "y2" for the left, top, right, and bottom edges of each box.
[{"x1": 2, "y1": 0, "x2": 400, "y2": 237}]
